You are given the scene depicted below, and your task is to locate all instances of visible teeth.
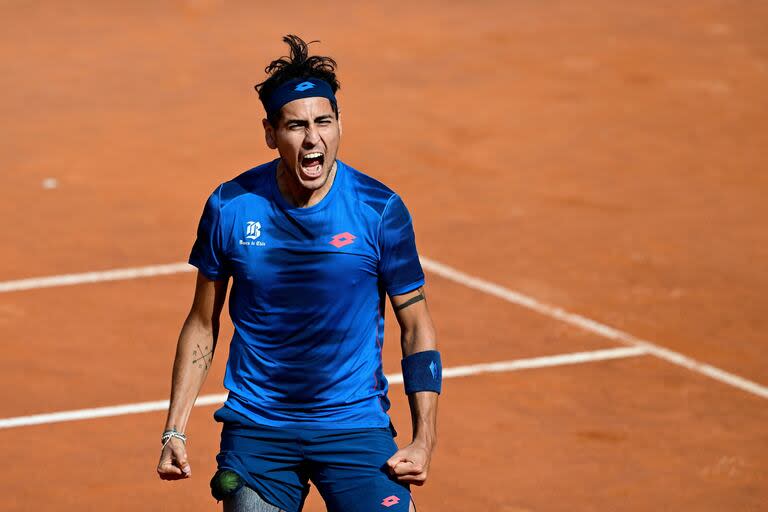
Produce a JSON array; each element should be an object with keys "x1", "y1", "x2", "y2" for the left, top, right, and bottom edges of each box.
[{"x1": 304, "y1": 152, "x2": 323, "y2": 160}]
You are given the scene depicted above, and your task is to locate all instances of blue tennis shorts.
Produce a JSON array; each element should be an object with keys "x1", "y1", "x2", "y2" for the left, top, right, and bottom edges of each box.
[{"x1": 212, "y1": 406, "x2": 412, "y2": 512}]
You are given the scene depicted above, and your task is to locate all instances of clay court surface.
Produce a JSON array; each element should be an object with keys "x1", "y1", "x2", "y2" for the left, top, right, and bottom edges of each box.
[{"x1": 2, "y1": 1, "x2": 767, "y2": 510}]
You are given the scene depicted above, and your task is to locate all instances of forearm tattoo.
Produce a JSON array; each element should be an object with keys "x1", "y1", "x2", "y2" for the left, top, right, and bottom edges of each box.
[
  {"x1": 192, "y1": 344, "x2": 213, "y2": 370},
  {"x1": 395, "y1": 290, "x2": 426, "y2": 312}
]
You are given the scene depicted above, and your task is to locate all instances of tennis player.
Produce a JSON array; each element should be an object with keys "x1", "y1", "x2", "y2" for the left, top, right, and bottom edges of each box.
[{"x1": 156, "y1": 35, "x2": 441, "y2": 512}]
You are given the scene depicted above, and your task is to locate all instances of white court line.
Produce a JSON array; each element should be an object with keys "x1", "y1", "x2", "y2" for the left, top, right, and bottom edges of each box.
[
  {"x1": 419, "y1": 257, "x2": 768, "y2": 399},
  {"x1": 0, "y1": 262, "x2": 193, "y2": 293},
  {"x1": 1, "y1": 258, "x2": 766, "y2": 400},
  {"x1": 0, "y1": 347, "x2": 646, "y2": 429}
]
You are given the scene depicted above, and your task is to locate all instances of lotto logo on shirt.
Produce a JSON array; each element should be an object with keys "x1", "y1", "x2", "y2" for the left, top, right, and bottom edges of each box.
[
  {"x1": 329, "y1": 232, "x2": 356, "y2": 248},
  {"x1": 240, "y1": 220, "x2": 266, "y2": 247}
]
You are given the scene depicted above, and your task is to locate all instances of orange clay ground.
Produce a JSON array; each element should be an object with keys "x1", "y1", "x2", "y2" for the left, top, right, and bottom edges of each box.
[{"x1": 1, "y1": 1, "x2": 767, "y2": 511}]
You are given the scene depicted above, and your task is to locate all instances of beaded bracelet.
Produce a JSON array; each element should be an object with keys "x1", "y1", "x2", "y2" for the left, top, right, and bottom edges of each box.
[{"x1": 161, "y1": 429, "x2": 187, "y2": 448}]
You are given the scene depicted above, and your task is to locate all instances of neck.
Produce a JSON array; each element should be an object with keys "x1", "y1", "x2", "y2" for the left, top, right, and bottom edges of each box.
[{"x1": 276, "y1": 159, "x2": 337, "y2": 208}]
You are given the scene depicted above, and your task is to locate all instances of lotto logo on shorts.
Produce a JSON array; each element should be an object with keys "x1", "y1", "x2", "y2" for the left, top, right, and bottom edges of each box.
[
  {"x1": 329, "y1": 232, "x2": 356, "y2": 248},
  {"x1": 381, "y1": 495, "x2": 400, "y2": 507}
]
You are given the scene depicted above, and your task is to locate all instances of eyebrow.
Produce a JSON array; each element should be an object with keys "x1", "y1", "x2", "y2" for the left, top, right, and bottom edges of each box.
[{"x1": 284, "y1": 115, "x2": 334, "y2": 126}]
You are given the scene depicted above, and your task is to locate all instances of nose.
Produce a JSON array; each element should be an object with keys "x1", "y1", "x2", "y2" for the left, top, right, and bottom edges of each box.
[{"x1": 303, "y1": 123, "x2": 321, "y2": 148}]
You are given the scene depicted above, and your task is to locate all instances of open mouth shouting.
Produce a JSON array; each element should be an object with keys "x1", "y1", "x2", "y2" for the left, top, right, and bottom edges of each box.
[{"x1": 300, "y1": 152, "x2": 325, "y2": 178}]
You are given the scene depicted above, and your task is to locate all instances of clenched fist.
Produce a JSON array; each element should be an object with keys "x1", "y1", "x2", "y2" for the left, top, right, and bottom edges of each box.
[{"x1": 157, "y1": 437, "x2": 192, "y2": 480}]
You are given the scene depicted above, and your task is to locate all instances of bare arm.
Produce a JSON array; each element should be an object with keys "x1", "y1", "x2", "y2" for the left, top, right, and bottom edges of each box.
[
  {"x1": 157, "y1": 271, "x2": 229, "y2": 480},
  {"x1": 386, "y1": 286, "x2": 439, "y2": 485}
]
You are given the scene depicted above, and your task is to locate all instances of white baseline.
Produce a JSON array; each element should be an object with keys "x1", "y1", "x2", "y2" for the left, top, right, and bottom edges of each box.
[{"x1": 0, "y1": 347, "x2": 646, "y2": 429}]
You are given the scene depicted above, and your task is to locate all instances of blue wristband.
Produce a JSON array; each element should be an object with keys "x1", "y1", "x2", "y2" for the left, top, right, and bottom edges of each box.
[{"x1": 401, "y1": 350, "x2": 442, "y2": 395}]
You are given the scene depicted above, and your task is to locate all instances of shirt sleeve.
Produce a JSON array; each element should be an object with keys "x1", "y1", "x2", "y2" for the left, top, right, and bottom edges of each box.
[
  {"x1": 378, "y1": 194, "x2": 425, "y2": 296},
  {"x1": 188, "y1": 186, "x2": 229, "y2": 280}
]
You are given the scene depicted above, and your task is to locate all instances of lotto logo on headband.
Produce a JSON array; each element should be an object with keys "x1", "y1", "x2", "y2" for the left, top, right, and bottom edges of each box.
[
  {"x1": 263, "y1": 78, "x2": 336, "y2": 119},
  {"x1": 294, "y1": 81, "x2": 316, "y2": 92}
]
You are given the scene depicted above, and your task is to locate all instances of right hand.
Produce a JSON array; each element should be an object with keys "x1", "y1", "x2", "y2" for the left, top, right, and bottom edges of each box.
[{"x1": 156, "y1": 437, "x2": 192, "y2": 480}]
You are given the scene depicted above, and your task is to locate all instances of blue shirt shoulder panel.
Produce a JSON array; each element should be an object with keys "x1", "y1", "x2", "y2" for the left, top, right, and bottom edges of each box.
[
  {"x1": 343, "y1": 164, "x2": 396, "y2": 217},
  {"x1": 343, "y1": 165, "x2": 425, "y2": 296},
  {"x1": 188, "y1": 161, "x2": 274, "y2": 281}
]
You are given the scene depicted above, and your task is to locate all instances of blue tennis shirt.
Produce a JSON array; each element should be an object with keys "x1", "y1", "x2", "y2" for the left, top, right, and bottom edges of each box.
[{"x1": 189, "y1": 158, "x2": 425, "y2": 428}]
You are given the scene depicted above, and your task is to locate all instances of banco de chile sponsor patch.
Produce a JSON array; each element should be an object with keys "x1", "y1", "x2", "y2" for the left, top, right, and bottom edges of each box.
[{"x1": 240, "y1": 220, "x2": 266, "y2": 247}]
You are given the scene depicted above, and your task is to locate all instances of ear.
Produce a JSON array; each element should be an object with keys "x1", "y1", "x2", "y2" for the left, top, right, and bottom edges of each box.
[
  {"x1": 262, "y1": 118, "x2": 277, "y2": 149},
  {"x1": 337, "y1": 111, "x2": 343, "y2": 136}
]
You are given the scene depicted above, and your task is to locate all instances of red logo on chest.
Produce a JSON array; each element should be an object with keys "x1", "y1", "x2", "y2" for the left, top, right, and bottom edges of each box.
[{"x1": 329, "y1": 232, "x2": 356, "y2": 248}]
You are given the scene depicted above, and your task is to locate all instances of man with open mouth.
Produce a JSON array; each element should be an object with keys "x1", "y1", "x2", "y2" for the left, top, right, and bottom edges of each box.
[{"x1": 157, "y1": 35, "x2": 442, "y2": 512}]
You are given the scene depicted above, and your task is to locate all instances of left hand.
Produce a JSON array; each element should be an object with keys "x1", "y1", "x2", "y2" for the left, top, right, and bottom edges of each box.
[{"x1": 386, "y1": 440, "x2": 433, "y2": 486}]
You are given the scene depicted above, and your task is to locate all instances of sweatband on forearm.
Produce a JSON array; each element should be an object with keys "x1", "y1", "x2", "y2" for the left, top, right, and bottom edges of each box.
[{"x1": 401, "y1": 350, "x2": 442, "y2": 394}]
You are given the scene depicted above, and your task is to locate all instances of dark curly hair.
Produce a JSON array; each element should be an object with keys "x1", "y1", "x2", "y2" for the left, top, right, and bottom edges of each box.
[{"x1": 255, "y1": 35, "x2": 341, "y2": 125}]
